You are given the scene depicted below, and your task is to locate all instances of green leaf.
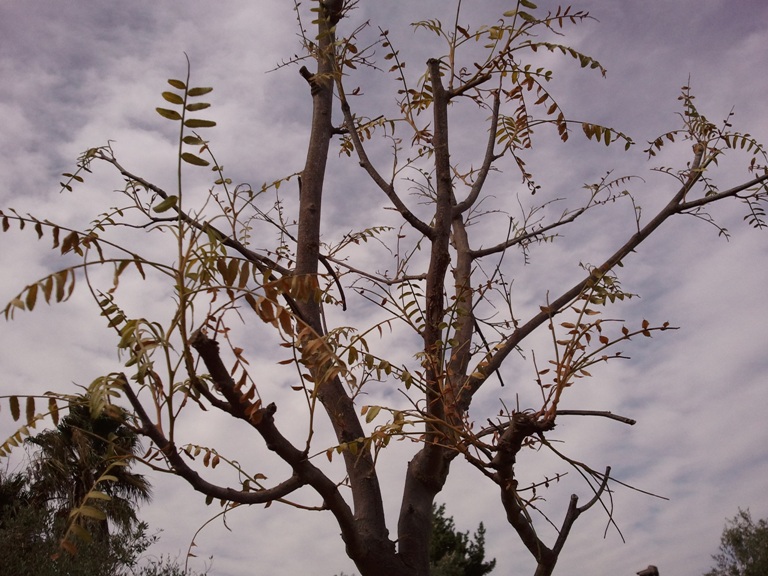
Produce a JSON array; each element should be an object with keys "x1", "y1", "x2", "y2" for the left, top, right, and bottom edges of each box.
[
  {"x1": 518, "y1": 11, "x2": 536, "y2": 23},
  {"x1": 184, "y1": 118, "x2": 216, "y2": 128},
  {"x1": 182, "y1": 135, "x2": 206, "y2": 145},
  {"x1": 181, "y1": 152, "x2": 210, "y2": 166},
  {"x1": 186, "y1": 102, "x2": 210, "y2": 112},
  {"x1": 156, "y1": 108, "x2": 182, "y2": 121},
  {"x1": 520, "y1": 0, "x2": 537, "y2": 8},
  {"x1": 168, "y1": 79, "x2": 186, "y2": 90},
  {"x1": 161, "y1": 91, "x2": 184, "y2": 105},
  {"x1": 153, "y1": 196, "x2": 179, "y2": 213},
  {"x1": 188, "y1": 87, "x2": 213, "y2": 97}
]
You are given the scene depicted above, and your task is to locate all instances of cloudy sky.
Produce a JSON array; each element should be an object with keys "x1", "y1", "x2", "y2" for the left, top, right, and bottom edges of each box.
[{"x1": 1, "y1": 1, "x2": 767, "y2": 575}]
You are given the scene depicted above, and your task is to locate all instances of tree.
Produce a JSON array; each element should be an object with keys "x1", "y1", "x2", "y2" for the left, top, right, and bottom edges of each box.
[
  {"x1": 704, "y1": 509, "x2": 768, "y2": 576},
  {"x1": 1, "y1": 2, "x2": 767, "y2": 575},
  {"x1": 336, "y1": 503, "x2": 495, "y2": 576},
  {"x1": 0, "y1": 470, "x2": 201, "y2": 576},
  {"x1": 430, "y1": 504, "x2": 495, "y2": 576},
  {"x1": 26, "y1": 397, "x2": 152, "y2": 547}
]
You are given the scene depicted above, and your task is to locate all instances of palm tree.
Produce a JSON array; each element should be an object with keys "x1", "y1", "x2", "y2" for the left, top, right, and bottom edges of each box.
[
  {"x1": 26, "y1": 396, "x2": 152, "y2": 540},
  {"x1": 2, "y1": 467, "x2": 208, "y2": 576}
]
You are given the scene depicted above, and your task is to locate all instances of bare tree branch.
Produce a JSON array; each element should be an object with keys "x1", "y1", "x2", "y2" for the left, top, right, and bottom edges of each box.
[
  {"x1": 453, "y1": 89, "x2": 502, "y2": 216},
  {"x1": 459, "y1": 145, "x2": 711, "y2": 410},
  {"x1": 337, "y1": 89, "x2": 433, "y2": 238},
  {"x1": 679, "y1": 171, "x2": 768, "y2": 211},
  {"x1": 120, "y1": 375, "x2": 307, "y2": 505}
]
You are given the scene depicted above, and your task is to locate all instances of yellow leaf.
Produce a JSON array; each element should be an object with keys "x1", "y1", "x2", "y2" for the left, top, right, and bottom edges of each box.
[
  {"x1": 86, "y1": 490, "x2": 112, "y2": 501},
  {"x1": 68, "y1": 523, "x2": 92, "y2": 542},
  {"x1": 78, "y1": 505, "x2": 107, "y2": 521},
  {"x1": 365, "y1": 405, "x2": 381, "y2": 423},
  {"x1": 49, "y1": 397, "x2": 59, "y2": 425}
]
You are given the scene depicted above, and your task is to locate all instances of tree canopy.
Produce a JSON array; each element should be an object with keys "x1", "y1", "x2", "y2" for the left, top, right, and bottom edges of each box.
[
  {"x1": 1, "y1": 1, "x2": 767, "y2": 575},
  {"x1": 26, "y1": 399, "x2": 152, "y2": 544},
  {"x1": 704, "y1": 509, "x2": 768, "y2": 576},
  {"x1": 430, "y1": 503, "x2": 496, "y2": 576},
  {"x1": 0, "y1": 402, "x2": 203, "y2": 576}
]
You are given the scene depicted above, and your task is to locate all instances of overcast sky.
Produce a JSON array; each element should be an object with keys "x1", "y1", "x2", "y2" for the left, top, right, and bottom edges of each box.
[{"x1": 1, "y1": 1, "x2": 767, "y2": 576}]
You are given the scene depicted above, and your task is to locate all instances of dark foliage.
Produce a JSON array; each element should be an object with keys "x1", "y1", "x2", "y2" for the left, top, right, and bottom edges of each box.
[
  {"x1": 704, "y1": 509, "x2": 768, "y2": 576},
  {"x1": 430, "y1": 504, "x2": 496, "y2": 576}
]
